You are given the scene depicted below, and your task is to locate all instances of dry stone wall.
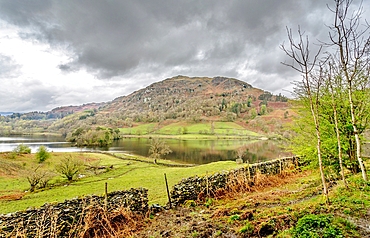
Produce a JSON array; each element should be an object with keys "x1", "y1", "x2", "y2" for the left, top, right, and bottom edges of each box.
[
  {"x1": 170, "y1": 157, "x2": 299, "y2": 206},
  {"x1": 0, "y1": 188, "x2": 148, "y2": 237}
]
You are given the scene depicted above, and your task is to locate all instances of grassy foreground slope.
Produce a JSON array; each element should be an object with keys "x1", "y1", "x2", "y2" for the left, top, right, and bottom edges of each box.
[{"x1": 0, "y1": 152, "x2": 245, "y2": 214}]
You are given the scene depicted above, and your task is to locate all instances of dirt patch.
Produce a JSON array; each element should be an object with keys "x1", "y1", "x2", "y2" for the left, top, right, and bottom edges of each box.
[
  {"x1": 0, "y1": 192, "x2": 25, "y2": 201},
  {"x1": 136, "y1": 207, "x2": 237, "y2": 238}
]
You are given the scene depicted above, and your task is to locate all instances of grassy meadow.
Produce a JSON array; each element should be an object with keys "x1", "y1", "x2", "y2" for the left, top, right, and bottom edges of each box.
[
  {"x1": 120, "y1": 121, "x2": 261, "y2": 138},
  {"x1": 0, "y1": 152, "x2": 245, "y2": 214}
]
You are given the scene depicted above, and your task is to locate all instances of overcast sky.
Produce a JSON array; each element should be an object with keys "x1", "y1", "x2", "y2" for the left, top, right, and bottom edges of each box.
[{"x1": 0, "y1": 0, "x2": 369, "y2": 112}]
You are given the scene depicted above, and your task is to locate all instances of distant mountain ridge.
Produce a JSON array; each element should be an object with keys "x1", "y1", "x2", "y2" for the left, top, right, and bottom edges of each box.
[{"x1": 3, "y1": 102, "x2": 105, "y2": 120}]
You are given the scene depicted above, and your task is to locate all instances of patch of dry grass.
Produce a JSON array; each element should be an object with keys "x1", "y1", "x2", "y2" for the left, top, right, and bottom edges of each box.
[{"x1": 78, "y1": 204, "x2": 144, "y2": 238}]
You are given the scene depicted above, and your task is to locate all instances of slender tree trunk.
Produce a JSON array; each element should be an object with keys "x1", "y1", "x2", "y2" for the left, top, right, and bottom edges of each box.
[
  {"x1": 281, "y1": 27, "x2": 329, "y2": 203},
  {"x1": 306, "y1": 73, "x2": 329, "y2": 203},
  {"x1": 348, "y1": 81, "x2": 368, "y2": 181},
  {"x1": 314, "y1": 121, "x2": 329, "y2": 202},
  {"x1": 330, "y1": 86, "x2": 347, "y2": 186},
  {"x1": 327, "y1": 64, "x2": 347, "y2": 186}
]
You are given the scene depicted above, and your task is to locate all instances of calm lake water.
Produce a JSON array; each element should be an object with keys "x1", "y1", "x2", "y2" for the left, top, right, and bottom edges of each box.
[{"x1": 0, "y1": 135, "x2": 292, "y2": 164}]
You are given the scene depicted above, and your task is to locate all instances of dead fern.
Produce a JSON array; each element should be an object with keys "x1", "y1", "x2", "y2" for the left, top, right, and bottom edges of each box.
[{"x1": 77, "y1": 203, "x2": 143, "y2": 238}]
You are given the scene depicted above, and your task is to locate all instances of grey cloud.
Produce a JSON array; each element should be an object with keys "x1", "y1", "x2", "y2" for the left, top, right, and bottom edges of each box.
[
  {"x1": 0, "y1": 54, "x2": 21, "y2": 78},
  {"x1": 0, "y1": 79, "x2": 57, "y2": 112},
  {"x1": 0, "y1": 0, "x2": 329, "y2": 80},
  {"x1": 58, "y1": 63, "x2": 77, "y2": 73},
  {"x1": 0, "y1": 0, "x2": 368, "y2": 112}
]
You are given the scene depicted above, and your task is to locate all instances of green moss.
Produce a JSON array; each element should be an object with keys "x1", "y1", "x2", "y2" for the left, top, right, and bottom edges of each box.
[{"x1": 239, "y1": 221, "x2": 254, "y2": 235}]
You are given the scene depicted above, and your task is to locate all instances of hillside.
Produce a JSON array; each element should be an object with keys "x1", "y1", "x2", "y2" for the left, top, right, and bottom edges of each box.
[
  {"x1": 0, "y1": 76, "x2": 291, "y2": 137},
  {"x1": 100, "y1": 75, "x2": 287, "y2": 123},
  {"x1": 50, "y1": 102, "x2": 106, "y2": 116}
]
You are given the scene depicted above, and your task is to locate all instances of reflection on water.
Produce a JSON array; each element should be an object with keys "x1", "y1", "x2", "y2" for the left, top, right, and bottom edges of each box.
[
  {"x1": 0, "y1": 135, "x2": 292, "y2": 164},
  {"x1": 109, "y1": 138, "x2": 292, "y2": 164}
]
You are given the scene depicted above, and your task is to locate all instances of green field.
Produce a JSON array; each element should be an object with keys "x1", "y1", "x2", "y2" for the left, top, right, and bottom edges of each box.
[
  {"x1": 0, "y1": 152, "x2": 245, "y2": 214},
  {"x1": 120, "y1": 121, "x2": 260, "y2": 138}
]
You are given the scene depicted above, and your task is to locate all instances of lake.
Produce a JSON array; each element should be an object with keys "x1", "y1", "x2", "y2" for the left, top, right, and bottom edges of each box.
[{"x1": 0, "y1": 135, "x2": 292, "y2": 164}]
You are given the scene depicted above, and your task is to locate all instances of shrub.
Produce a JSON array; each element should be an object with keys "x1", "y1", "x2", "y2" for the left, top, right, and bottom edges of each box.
[
  {"x1": 55, "y1": 155, "x2": 84, "y2": 181},
  {"x1": 25, "y1": 166, "x2": 52, "y2": 192},
  {"x1": 182, "y1": 127, "x2": 188, "y2": 134},
  {"x1": 36, "y1": 146, "x2": 51, "y2": 163},
  {"x1": 13, "y1": 144, "x2": 31, "y2": 154},
  {"x1": 292, "y1": 214, "x2": 343, "y2": 238},
  {"x1": 260, "y1": 105, "x2": 267, "y2": 115},
  {"x1": 250, "y1": 108, "x2": 257, "y2": 119}
]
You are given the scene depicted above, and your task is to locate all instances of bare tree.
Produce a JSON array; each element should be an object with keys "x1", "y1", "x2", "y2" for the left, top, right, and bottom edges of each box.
[
  {"x1": 148, "y1": 137, "x2": 172, "y2": 162},
  {"x1": 26, "y1": 166, "x2": 50, "y2": 192},
  {"x1": 281, "y1": 27, "x2": 329, "y2": 202},
  {"x1": 328, "y1": 0, "x2": 370, "y2": 181}
]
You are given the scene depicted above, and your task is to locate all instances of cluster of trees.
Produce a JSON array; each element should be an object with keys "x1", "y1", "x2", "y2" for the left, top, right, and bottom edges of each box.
[
  {"x1": 66, "y1": 126, "x2": 121, "y2": 147},
  {"x1": 0, "y1": 116, "x2": 52, "y2": 135},
  {"x1": 0, "y1": 109, "x2": 99, "y2": 136},
  {"x1": 282, "y1": 0, "x2": 369, "y2": 201}
]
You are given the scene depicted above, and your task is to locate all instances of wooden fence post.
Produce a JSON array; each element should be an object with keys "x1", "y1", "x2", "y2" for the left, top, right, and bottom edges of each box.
[
  {"x1": 104, "y1": 182, "x2": 108, "y2": 210},
  {"x1": 164, "y1": 173, "x2": 172, "y2": 209},
  {"x1": 206, "y1": 171, "x2": 209, "y2": 197}
]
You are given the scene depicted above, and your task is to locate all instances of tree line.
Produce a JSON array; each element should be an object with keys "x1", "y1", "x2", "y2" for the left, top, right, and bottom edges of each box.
[{"x1": 282, "y1": 0, "x2": 370, "y2": 202}]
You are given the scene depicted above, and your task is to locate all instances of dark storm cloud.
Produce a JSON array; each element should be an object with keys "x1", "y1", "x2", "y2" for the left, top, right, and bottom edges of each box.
[{"x1": 1, "y1": 0, "x2": 367, "y2": 99}]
